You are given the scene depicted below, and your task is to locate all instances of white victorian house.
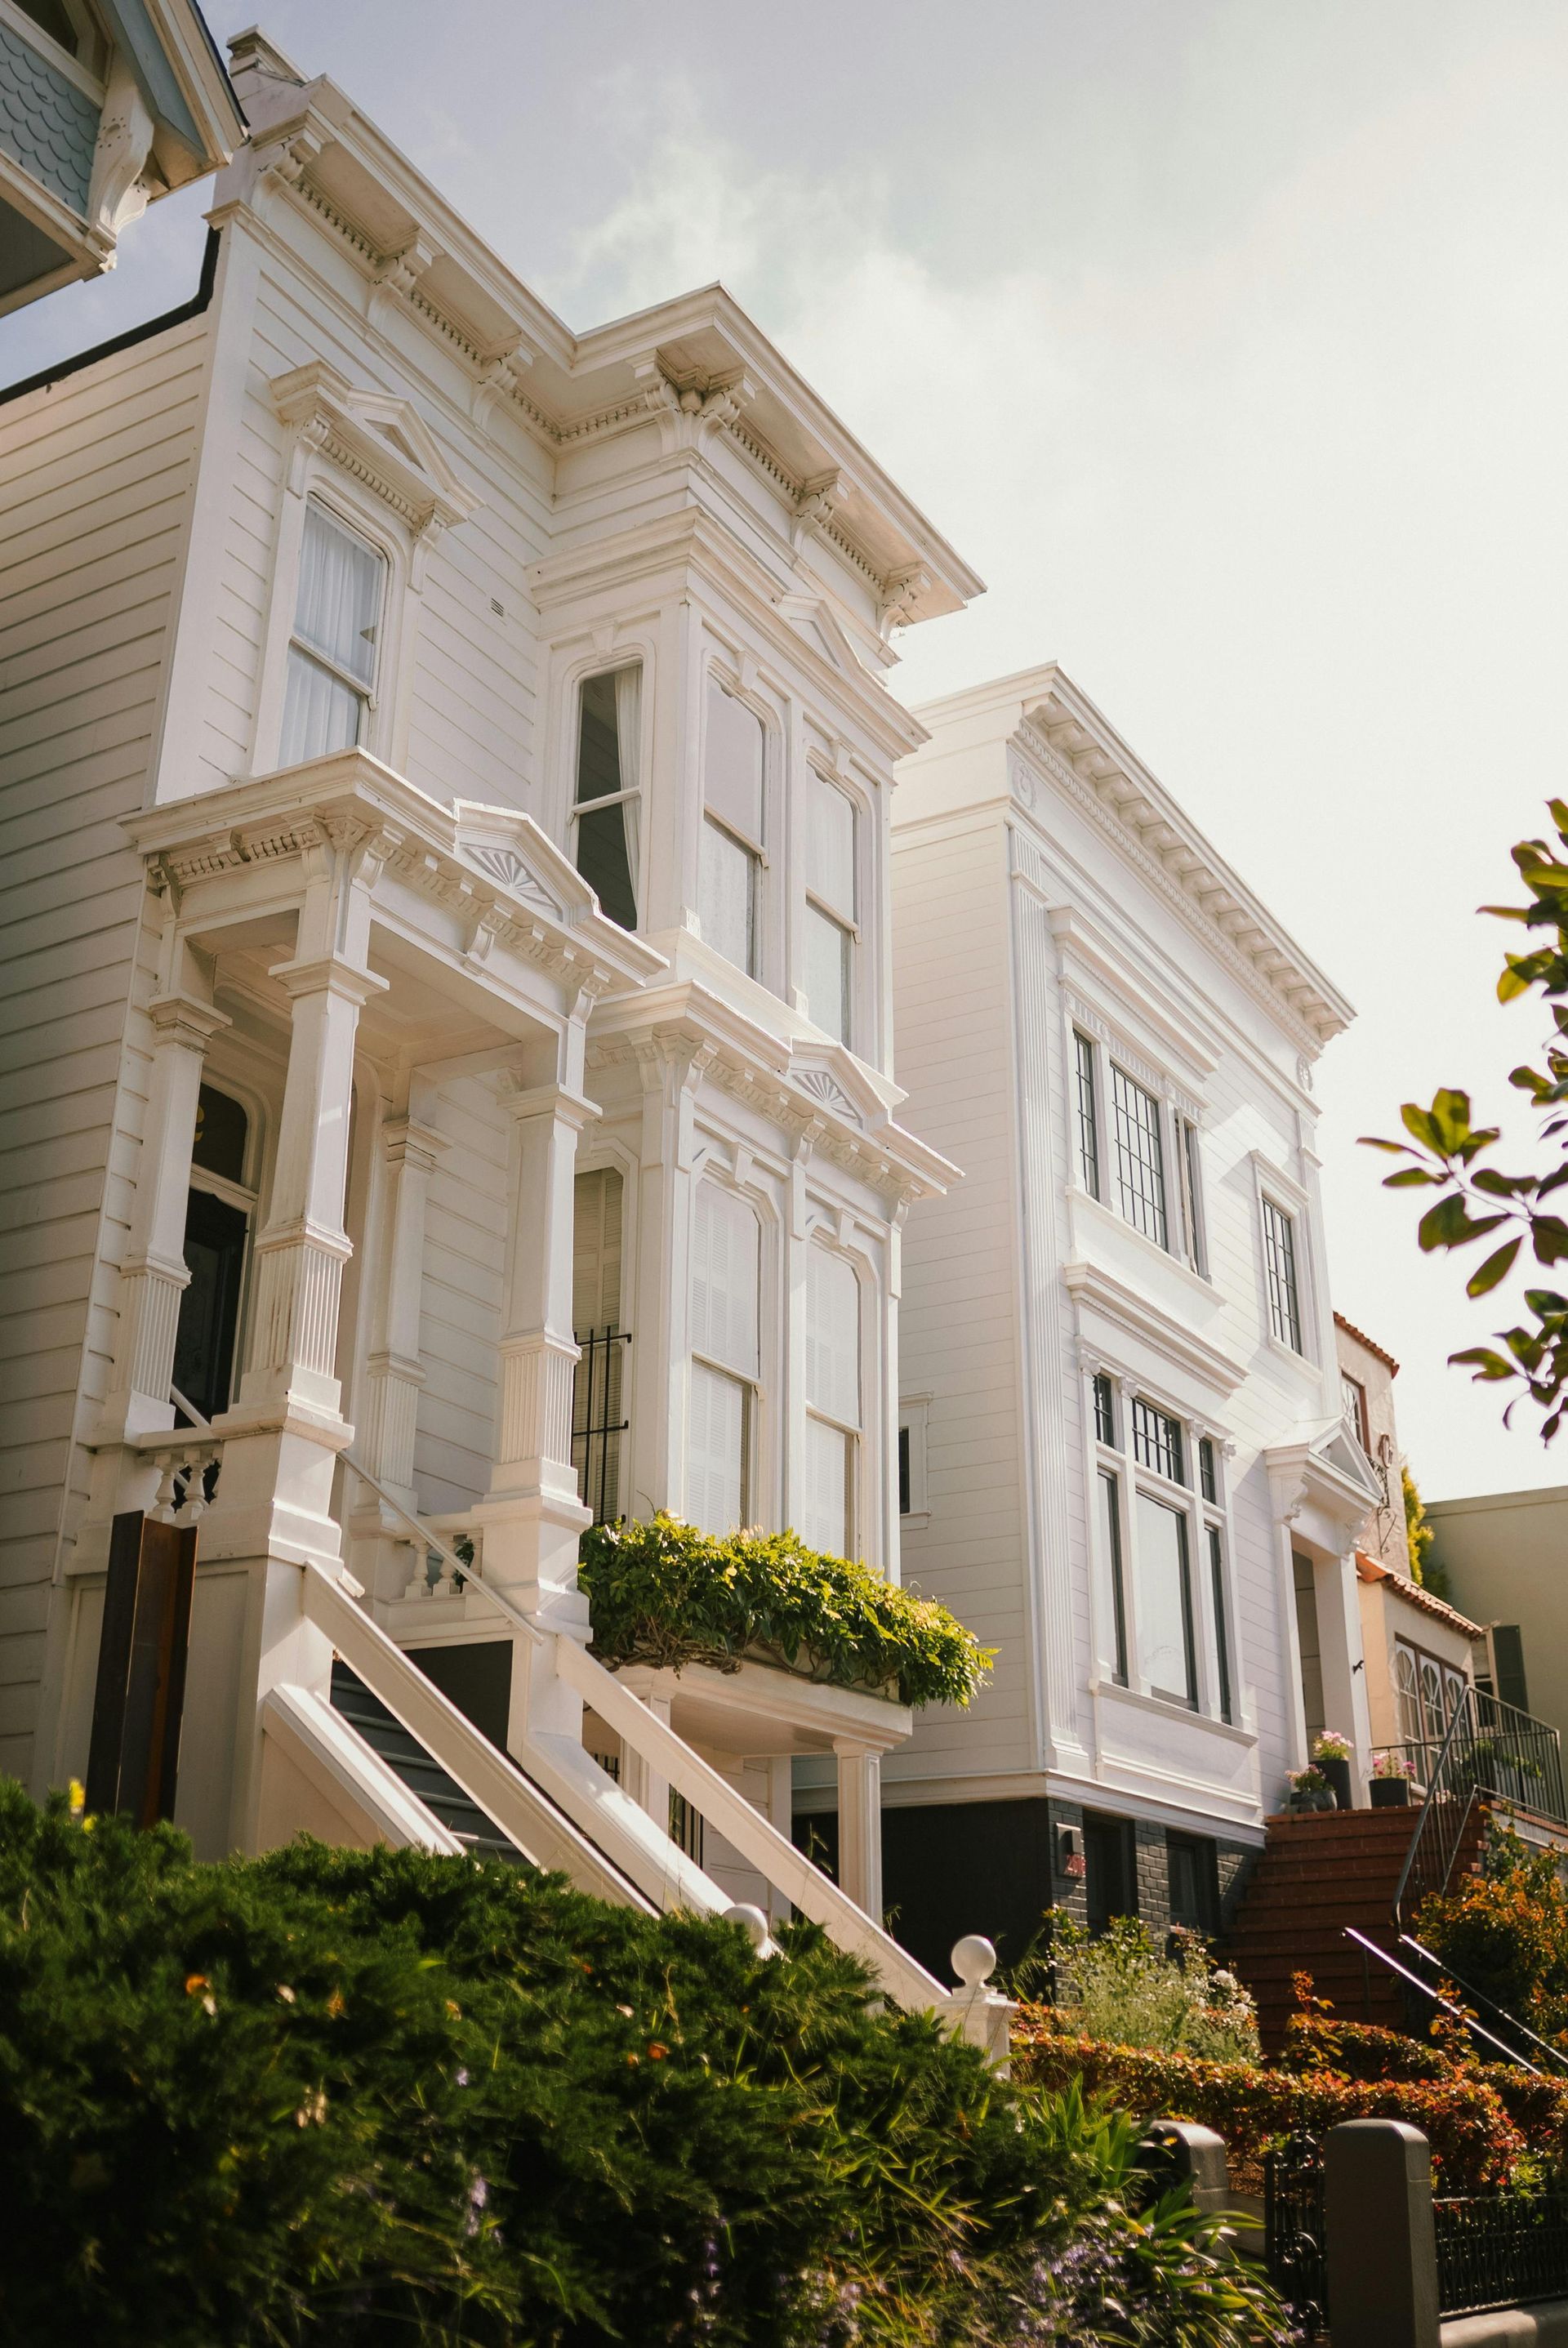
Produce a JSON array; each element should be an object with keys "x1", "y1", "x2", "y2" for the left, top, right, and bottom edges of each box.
[
  {"x1": 0, "y1": 29, "x2": 1010, "y2": 2049},
  {"x1": 851, "y1": 666, "x2": 1383, "y2": 1977}
]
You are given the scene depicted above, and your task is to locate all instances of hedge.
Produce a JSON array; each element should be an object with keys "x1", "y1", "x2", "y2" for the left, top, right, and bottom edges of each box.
[
  {"x1": 1011, "y1": 2019, "x2": 1525, "y2": 2191},
  {"x1": 0, "y1": 1784, "x2": 1301, "y2": 2348},
  {"x1": 1282, "y1": 2010, "x2": 1568, "y2": 2170},
  {"x1": 578, "y1": 1512, "x2": 991, "y2": 1709}
]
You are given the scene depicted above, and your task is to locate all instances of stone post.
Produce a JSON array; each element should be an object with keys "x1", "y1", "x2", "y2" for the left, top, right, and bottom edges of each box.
[
  {"x1": 1325, "y1": 2120, "x2": 1439, "y2": 2348},
  {"x1": 834, "y1": 1738, "x2": 883, "y2": 1920}
]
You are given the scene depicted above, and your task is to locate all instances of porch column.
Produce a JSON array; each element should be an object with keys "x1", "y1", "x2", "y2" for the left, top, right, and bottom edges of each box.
[
  {"x1": 98, "y1": 991, "x2": 230, "y2": 1455},
  {"x1": 474, "y1": 1078, "x2": 598, "y2": 1749},
  {"x1": 354, "y1": 1112, "x2": 447, "y2": 1604},
  {"x1": 834, "y1": 1738, "x2": 883, "y2": 1922},
  {"x1": 620, "y1": 1691, "x2": 672, "y2": 1832},
  {"x1": 206, "y1": 948, "x2": 385, "y2": 1853}
]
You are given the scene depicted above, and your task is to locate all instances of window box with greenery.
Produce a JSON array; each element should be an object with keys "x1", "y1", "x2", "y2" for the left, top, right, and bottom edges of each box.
[{"x1": 577, "y1": 1512, "x2": 991, "y2": 1709}]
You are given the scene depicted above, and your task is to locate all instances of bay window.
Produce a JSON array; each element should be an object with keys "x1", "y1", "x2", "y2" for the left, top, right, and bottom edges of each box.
[
  {"x1": 572, "y1": 666, "x2": 641, "y2": 930},
  {"x1": 804, "y1": 773, "x2": 856, "y2": 1045},
  {"x1": 686, "y1": 1182, "x2": 760, "y2": 1534},
  {"x1": 801, "y1": 1244, "x2": 860, "y2": 1557},
  {"x1": 279, "y1": 499, "x2": 386, "y2": 767},
  {"x1": 699, "y1": 680, "x2": 765, "y2": 976}
]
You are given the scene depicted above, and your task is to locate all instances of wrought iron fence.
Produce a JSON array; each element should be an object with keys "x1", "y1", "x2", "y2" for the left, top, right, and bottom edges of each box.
[
  {"x1": 1263, "y1": 2132, "x2": 1327, "y2": 2338},
  {"x1": 572, "y1": 1325, "x2": 630, "y2": 1527},
  {"x1": 1394, "y1": 1686, "x2": 1566, "y2": 1931},
  {"x1": 1436, "y1": 2192, "x2": 1568, "y2": 2316}
]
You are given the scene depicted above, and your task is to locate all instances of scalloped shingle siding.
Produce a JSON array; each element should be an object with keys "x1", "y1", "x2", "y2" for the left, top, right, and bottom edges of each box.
[{"x1": 0, "y1": 20, "x2": 97, "y2": 215}]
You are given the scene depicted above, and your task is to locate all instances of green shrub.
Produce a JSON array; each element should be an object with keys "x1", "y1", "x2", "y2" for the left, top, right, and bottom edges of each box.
[
  {"x1": 1014, "y1": 1915, "x2": 1261, "y2": 2065},
  {"x1": 578, "y1": 1511, "x2": 991, "y2": 1708},
  {"x1": 1011, "y1": 2020, "x2": 1526, "y2": 2193},
  {"x1": 0, "y1": 1782, "x2": 1295, "y2": 2348},
  {"x1": 1418, "y1": 1820, "x2": 1568, "y2": 2043},
  {"x1": 1282, "y1": 2007, "x2": 1568, "y2": 2172}
]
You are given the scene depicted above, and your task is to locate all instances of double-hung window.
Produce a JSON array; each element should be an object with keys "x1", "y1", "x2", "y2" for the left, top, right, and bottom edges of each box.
[
  {"x1": 699, "y1": 681, "x2": 765, "y2": 976},
  {"x1": 1262, "y1": 1196, "x2": 1304, "y2": 1352},
  {"x1": 1073, "y1": 1032, "x2": 1101, "y2": 1198},
  {"x1": 279, "y1": 499, "x2": 386, "y2": 767},
  {"x1": 572, "y1": 666, "x2": 641, "y2": 930},
  {"x1": 804, "y1": 773, "x2": 857, "y2": 1045},
  {"x1": 1176, "y1": 1116, "x2": 1206, "y2": 1274},
  {"x1": 1111, "y1": 1065, "x2": 1169, "y2": 1247},
  {"x1": 801, "y1": 1245, "x2": 860, "y2": 1558},
  {"x1": 1342, "y1": 1373, "x2": 1370, "y2": 1451},
  {"x1": 687, "y1": 1183, "x2": 760, "y2": 1535}
]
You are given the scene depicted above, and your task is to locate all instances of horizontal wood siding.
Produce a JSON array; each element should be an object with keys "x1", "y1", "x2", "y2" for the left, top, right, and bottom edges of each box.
[{"x1": 0, "y1": 319, "x2": 203, "y2": 1782}]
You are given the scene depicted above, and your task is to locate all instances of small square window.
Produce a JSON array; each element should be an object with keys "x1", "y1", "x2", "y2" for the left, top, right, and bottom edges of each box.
[{"x1": 1132, "y1": 1397, "x2": 1184, "y2": 1486}]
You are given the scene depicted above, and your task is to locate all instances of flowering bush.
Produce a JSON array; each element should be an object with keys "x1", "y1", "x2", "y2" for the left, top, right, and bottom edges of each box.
[
  {"x1": 1312, "y1": 1730, "x2": 1353, "y2": 1763},
  {"x1": 1418, "y1": 1818, "x2": 1568, "y2": 2042},
  {"x1": 1018, "y1": 1914, "x2": 1261, "y2": 2065},
  {"x1": 1372, "y1": 1749, "x2": 1417, "y2": 1780},
  {"x1": 578, "y1": 1510, "x2": 992, "y2": 1708},
  {"x1": 1011, "y1": 2021, "x2": 1525, "y2": 2193}
]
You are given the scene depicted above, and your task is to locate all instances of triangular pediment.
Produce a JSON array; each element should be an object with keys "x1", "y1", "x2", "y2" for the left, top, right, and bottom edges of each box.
[
  {"x1": 787, "y1": 1043, "x2": 892, "y2": 1133},
  {"x1": 271, "y1": 362, "x2": 483, "y2": 536},
  {"x1": 450, "y1": 802, "x2": 595, "y2": 928},
  {"x1": 777, "y1": 593, "x2": 864, "y2": 682}
]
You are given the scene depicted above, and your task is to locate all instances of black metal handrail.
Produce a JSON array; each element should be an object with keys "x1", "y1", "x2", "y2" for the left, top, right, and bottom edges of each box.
[
  {"x1": 1437, "y1": 2191, "x2": 1568, "y2": 2316},
  {"x1": 1393, "y1": 1685, "x2": 1566, "y2": 1929},
  {"x1": 1343, "y1": 1924, "x2": 1565, "y2": 2074}
]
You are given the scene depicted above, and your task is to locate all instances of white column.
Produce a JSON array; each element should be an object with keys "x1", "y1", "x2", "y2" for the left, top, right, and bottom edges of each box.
[
  {"x1": 834, "y1": 1738, "x2": 883, "y2": 1922},
  {"x1": 235, "y1": 953, "x2": 385, "y2": 1426},
  {"x1": 764, "y1": 1753, "x2": 794, "y2": 1926},
  {"x1": 100, "y1": 992, "x2": 230, "y2": 1447},
  {"x1": 474, "y1": 1076, "x2": 598, "y2": 1749},
  {"x1": 354, "y1": 1112, "x2": 446, "y2": 1604},
  {"x1": 629, "y1": 1033, "x2": 711, "y2": 1517},
  {"x1": 620, "y1": 1691, "x2": 672, "y2": 1831}
]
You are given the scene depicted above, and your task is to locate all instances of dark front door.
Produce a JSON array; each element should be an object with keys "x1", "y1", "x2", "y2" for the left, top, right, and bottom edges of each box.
[{"x1": 172, "y1": 1188, "x2": 247, "y2": 1423}]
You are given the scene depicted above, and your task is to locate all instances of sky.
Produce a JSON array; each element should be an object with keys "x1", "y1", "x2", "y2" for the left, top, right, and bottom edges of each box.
[{"x1": 7, "y1": 1, "x2": 1568, "y2": 1503}]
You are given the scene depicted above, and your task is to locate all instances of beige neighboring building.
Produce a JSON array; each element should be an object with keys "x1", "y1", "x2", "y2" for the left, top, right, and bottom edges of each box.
[
  {"x1": 1334, "y1": 1314, "x2": 1486, "y2": 1773},
  {"x1": 1426, "y1": 1489, "x2": 1568, "y2": 1751}
]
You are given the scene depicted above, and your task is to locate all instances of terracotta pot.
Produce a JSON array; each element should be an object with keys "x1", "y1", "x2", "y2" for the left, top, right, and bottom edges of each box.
[{"x1": 1370, "y1": 1775, "x2": 1412, "y2": 1808}]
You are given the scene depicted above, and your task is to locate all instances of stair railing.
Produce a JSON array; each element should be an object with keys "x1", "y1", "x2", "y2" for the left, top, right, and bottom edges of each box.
[
  {"x1": 1392, "y1": 1687, "x2": 1492, "y2": 1929},
  {"x1": 1343, "y1": 1926, "x2": 1552, "y2": 2072}
]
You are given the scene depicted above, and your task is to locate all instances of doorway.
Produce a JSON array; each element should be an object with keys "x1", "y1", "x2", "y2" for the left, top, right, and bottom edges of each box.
[{"x1": 1293, "y1": 1550, "x2": 1325, "y2": 1742}]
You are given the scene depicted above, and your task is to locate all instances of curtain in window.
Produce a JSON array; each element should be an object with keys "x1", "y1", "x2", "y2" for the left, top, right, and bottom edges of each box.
[
  {"x1": 572, "y1": 1167, "x2": 623, "y2": 1334},
  {"x1": 280, "y1": 502, "x2": 384, "y2": 767},
  {"x1": 800, "y1": 1245, "x2": 858, "y2": 1557},
  {"x1": 614, "y1": 663, "x2": 641, "y2": 882},
  {"x1": 806, "y1": 775, "x2": 854, "y2": 918},
  {"x1": 687, "y1": 1361, "x2": 746, "y2": 1535},
  {"x1": 704, "y1": 681, "x2": 764, "y2": 840},
  {"x1": 698, "y1": 820, "x2": 754, "y2": 972},
  {"x1": 1134, "y1": 1491, "x2": 1196, "y2": 1704},
  {"x1": 800, "y1": 1416, "x2": 852, "y2": 1557},
  {"x1": 689, "y1": 1183, "x2": 760, "y2": 1379}
]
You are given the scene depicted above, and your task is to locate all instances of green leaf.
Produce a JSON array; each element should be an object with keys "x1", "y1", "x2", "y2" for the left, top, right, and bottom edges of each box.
[
  {"x1": 1383, "y1": 1167, "x2": 1440, "y2": 1189},
  {"x1": 1466, "y1": 1238, "x2": 1521, "y2": 1297}
]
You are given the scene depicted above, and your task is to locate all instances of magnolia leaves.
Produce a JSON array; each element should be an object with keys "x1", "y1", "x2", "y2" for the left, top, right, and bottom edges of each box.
[{"x1": 1364, "y1": 804, "x2": 1568, "y2": 1441}]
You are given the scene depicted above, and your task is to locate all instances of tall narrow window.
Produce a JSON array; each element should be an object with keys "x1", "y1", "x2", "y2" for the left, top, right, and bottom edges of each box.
[
  {"x1": 1262, "y1": 1197, "x2": 1304, "y2": 1352},
  {"x1": 699, "y1": 681, "x2": 765, "y2": 977},
  {"x1": 572, "y1": 1167, "x2": 626, "y2": 1526},
  {"x1": 1198, "y1": 1437, "x2": 1217, "y2": 1504},
  {"x1": 1208, "y1": 1525, "x2": 1233, "y2": 1724},
  {"x1": 1177, "y1": 1118, "x2": 1206, "y2": 1274},
  {"x1": 572, "y1": 666, "x2": 640, "y2": 930},
  {"x1": 1073, "y1": 1032, "x2": 1101, "y2": 1198},
  {"x1": 1111, "y1": 1066, "x2": 1168, "y2": 1247},
  {"x1": 804, "y1": 773, "x2": 856, "y2": 1045},
  {"x1": 1134, "y1": 1492, "x2": 1197, "y2": 1707},
  {"x1": 802, "y1": 1245, "x2": 859, "y2": 1557},
  {"x1": 1100, "y1": 1468, "x2": 1129, "y2": 1685},
  {"x1": 1341, "y1": 1374, "x2": 1370, "y2": 1451},
  {"x1": 279, "y1": 500, "x2": 385, "y2": 767},
  {"x1": 687, "y1": 1183, "x2": 760, "y2": 1535},
  {"x1": 1093, "y1": 1372, "x2": 1116, "y2": 1446}
]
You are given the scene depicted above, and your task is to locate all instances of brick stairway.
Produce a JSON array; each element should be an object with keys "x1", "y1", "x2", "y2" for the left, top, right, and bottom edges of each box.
[{"x1": 1223, "y1": 1804, "x2": 1485, "y2": 2052}]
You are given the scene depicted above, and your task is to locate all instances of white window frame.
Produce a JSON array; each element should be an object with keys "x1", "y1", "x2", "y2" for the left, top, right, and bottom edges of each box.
[
  {"x1": 568, "y1": 660, "x2": 645, "y2": 932},
  {"x1": 256, "y1": 470, "x2": 412, "y2": 777},
  {"x1": 801, "y1": 1240, "x2": 863, "y2": 1561},
  {"x1": 2, "y1": 0, "x2": 107, "y2": 90},
  {"x1": 1066, "y1": 1022, "x2": 1209, "y2": 1276},
  {"x1": 802, "y1": 763, "x2": 860, "y2": 1051},
  {"x1": 1088, "y1": 1366, "x2": 1243, "y2": 1729},
  {"x1": 898, "y1": 1392, "x2": 931, "y2": 1529},
  {"x1": 278, "y1": 495, "x2": 389, "y2": 769},
  {"x1": 686, "y1": 1177, "x2": 765, "y2": 1535},
  {"x1": 1249, "y1": 1150, "x2": 1319, "y2": 1370},
  {"x1": 697, "y1": 668, "x2": 773, "y2": 983}
]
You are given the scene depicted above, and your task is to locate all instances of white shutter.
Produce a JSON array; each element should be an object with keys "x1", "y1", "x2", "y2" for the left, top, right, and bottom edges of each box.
[
  {"x1": 690, "y1": 1183, "x2": 759, "y2": 1378},
  {"x1": 805, "y1": 1245, "x2": 858, "y2": 1428},
  {"x1": 572, "y1": 1167, "x2": 623, "y2": 1334}
]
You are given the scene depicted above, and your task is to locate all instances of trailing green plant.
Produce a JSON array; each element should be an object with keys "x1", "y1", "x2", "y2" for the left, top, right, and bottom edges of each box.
[
  {"x1": 1012, "y1": 1914, "x2": 1261, "y2": 2066},
  {"x1": 0, "y1": 1779, "x2": 1295, "y2": 2348},
  {"x1": 578, "y1": 1510, "x2": 991, "y2": 1708}
]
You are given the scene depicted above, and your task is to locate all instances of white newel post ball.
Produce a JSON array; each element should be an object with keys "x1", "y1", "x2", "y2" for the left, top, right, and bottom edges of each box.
[
  {"x1": 724, "y1": 1903, "x2": 770, "y2": 1952},
  {"x1": 951, "y1": 1935, "x2": 997, "y2": 1991}
]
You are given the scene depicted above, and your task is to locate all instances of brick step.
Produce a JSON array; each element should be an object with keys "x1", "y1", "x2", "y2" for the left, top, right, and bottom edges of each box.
[{"x1": 1258, "y1": 1814, "x2": 1423, "y2": 1842}]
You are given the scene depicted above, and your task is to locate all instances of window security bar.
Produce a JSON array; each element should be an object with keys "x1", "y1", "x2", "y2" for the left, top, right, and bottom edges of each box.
[{"x1": 572, "y1": 1325, "x2": 631, "y2": 1527}]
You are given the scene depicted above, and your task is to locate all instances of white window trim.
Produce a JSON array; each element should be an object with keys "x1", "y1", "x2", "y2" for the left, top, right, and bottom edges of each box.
[
  {"x1": 695, "y1": 662, "x2": 776, "y2": 987},
  {"x1": 1249, "y1": 1149, "x2": 1316, "y2": 1369},
  {"x1": 1063, "y1": 1017, "x2": 1211, "y2": 1281},
  {"x1": 549, "y1": 634, "x2": 657, "y2": 923},
  {"x1": 801, "y1": 756, "x2": 867, "y2": 1054},
  {"x1": 254, "y1": 475, "x2": 412, "y2": 780}
]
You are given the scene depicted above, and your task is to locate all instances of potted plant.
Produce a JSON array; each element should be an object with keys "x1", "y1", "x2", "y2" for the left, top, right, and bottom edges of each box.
[
  {"x1": 1312, "y1": 1729, "x2": 1356, "y2": 1811},
  {"x1": 1370, "y1": 1750, "x2": 1415, "y2": 1807},
  {"x1": 1286, "y1": 1765, "x2": 1338, "y2": 1814}
]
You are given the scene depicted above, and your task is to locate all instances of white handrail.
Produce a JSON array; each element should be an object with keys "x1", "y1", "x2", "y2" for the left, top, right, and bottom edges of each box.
[
  {"x1": 300, "y1": 1557, "x2": 651, "y2": 1910},
  {"x1": 341, "y1": 1455, "x2": 543, "y2": 1644},
  {"x1": 554, "y1": 1631, "x2": 950, "y2": 2012}
]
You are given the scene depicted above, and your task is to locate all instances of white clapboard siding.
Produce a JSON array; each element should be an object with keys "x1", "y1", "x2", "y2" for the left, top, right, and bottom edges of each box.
[{"x1": 0, "y1": 319, "x2": 206, "y2": 1781}]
